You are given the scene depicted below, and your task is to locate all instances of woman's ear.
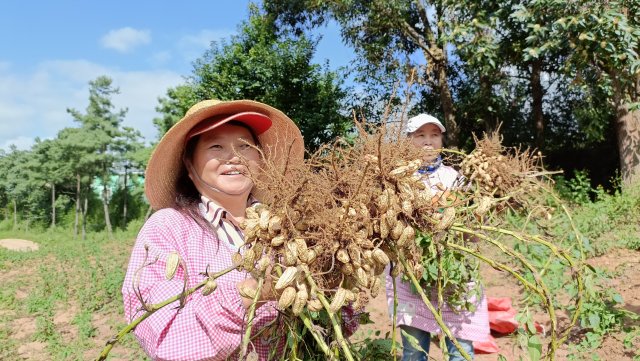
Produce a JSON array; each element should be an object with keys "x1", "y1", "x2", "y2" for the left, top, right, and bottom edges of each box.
[{"x1": 183, "y1": 158, "x2": 195, "y2": 182}]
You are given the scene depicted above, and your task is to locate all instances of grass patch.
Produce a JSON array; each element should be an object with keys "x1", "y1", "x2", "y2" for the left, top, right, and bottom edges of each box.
[{"x1": 0, "y1": 228, "x2": 147, "y2": 360}]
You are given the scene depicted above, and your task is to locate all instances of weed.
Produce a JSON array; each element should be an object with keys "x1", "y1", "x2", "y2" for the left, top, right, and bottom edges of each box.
[{"x1": 73, "y1": 309, "x2": 97, "y2": 339}]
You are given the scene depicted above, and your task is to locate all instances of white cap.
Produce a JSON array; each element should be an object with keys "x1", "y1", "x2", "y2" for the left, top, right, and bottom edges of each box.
[{"x1": 406, "y1": 113, "x2": 446, "y2": 133}]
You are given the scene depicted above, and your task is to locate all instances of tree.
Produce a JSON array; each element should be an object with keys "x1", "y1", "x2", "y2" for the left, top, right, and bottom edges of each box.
[
  {"x1": 264, "y1": 0, "x2": 469, "y2": 145},
  {"x1": 0, "y1": 146, "x2": 32, "y2": 229},
  {"x1": 29, "y1": 138, "x2": 73, "y2": 228},
  {"x1": 155, "y1": 5, "x2": 351, "y2": 152},
  {"x1": 67, "y1": 76, "x2": 129, "y2": 237},
  {"x1": 112, "y1": 126, "x2": 145, "y2": 229},
  {"x1": 57, "y1": 126, "x2": 96, "y2": 238},
  {"x1": 153, "y1": 85, "x2": 200, "y2": 138},
  {"x1": 518, "y1": 0, "x2": 640, "y2": 185}
]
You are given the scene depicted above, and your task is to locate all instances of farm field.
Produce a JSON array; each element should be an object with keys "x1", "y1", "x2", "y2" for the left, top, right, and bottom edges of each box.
[
  {"x1": 1, "y1": 184, "x2": 639, "y2": 361},
  {"x1": 354, "y1": 247, "x2": 640, "y2": 360},
  {"x1": 2, "y1": 0, "x2": 639, "y2": 359}
]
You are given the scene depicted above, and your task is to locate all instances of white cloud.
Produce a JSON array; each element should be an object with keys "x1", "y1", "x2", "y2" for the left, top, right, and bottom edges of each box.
[
  {"x1": 177, "y1": 29, "x2": 235, "y2": 62},
  {"x1": 0, "y1": 26, "x2": 241, "y2": 152},
  {"x1": 0, "y1": 59, "x2": 184, "y2": 151},
  {"x1": 150, "y1": 51, "x2": 172, "y2": 67},
  {"x1": 1, "y1": 136, "x2": 35, "y2": 151},
  {"x1": 109, "y1": 70, "x2": 186, "y2": 141},
  {"x1": 101, "y1": 27, "x2": 151, "y2": 53}
]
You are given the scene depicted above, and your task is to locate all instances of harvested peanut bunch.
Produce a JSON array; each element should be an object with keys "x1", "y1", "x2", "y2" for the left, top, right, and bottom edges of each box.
[{"x1": 233, "y1": 124, "x2": 555, "y2": 319}]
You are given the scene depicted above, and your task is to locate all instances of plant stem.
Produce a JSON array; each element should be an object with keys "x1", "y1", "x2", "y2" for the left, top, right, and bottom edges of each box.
[
  {"x1": 397, "y1": 253, "x2": 472, "y2": 361},
  {"x1": 445, "y1": 242, "x2": 541, "y2": 293},
  {"x1": 97, "y1": 280, "x2": 206, "y2": 361},
  {"x1": 300, "y1": 312, "x2": 336, "y2": 360},
  {"x1": 240, "y1": 275, "x2": 264, "y2": 358},
  {"x1": 542, "y1": 189, "x2": 586, "y2": 344},
  {"x1": 304, "y1": 274, "x2": 355, "y2": 361},
  {"x1": 391, "y1": 265, "x2": 398, "y2": 361},
  {"x1": 440, "y1": 148, "x2": 468, "y2": 157},
  {"x1": 452, "y1": 224, "x2": 560, "y2": 359},
  {"x1": 97, "y1": 265, "x2": 236, "y2": 361},
  {"x1": 272, "y1": 264, "x2": 334, "y2": 359}
]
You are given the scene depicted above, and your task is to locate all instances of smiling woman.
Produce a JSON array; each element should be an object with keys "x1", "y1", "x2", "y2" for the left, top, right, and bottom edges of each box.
[
  {"x1": 121, "y1": 99, "x2": 304, "y2": 361},
  {"x1": 186, "y1": 121, "x2": 263, "y2": 200}
]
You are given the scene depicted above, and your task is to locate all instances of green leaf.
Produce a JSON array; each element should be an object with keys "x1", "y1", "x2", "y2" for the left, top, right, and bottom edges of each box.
[
  {"x1": 527, "y1": 335, "x2": 542, "y2": 361},
  {"x1": 400, "y1": 329, "x2": 427, "y2": 357},
  {"x1": 526, "y1": 319, "x2": 537, "y2": 334},
  {"x1": 359, "y1": 312, "x2": 374, "y2": 325},
  {"x1": 589, "y1": 313, "x2": 601, "y2": 330},
  {"x1": 612, "y1": 293, "x2": 624, "y2": 304}
]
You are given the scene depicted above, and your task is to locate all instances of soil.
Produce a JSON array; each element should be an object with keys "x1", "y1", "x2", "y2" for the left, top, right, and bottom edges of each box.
[
  {"x1": 3, "y1": 242, "x2": 639, "y2": 360},
  {"x1": 0, "y1": 238, "x2": 39, "y2": 251},
  {"x1": 353, "y1": 248, "x2": 640, "y2": 360}
]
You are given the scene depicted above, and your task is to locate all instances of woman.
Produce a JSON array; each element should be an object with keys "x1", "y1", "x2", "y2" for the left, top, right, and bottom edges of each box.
[
  {"x1": 386, "y1": 113, "x2": 489, "y2": 361},
  {"x1": 122, "y1": 99, "x2": 304, "y2": 360}
]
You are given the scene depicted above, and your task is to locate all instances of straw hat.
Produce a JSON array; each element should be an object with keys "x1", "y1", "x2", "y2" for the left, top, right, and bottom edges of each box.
[{"x1": 145, "y1": 99, "x2": 304, "y2": 210}]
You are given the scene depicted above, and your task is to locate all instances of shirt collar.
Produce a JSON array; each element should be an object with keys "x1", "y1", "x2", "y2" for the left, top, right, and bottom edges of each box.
[
  {"x1": 416, "y1": 156, "x2": 443, "y2": 175},
  {"x1": 199, "y1": 194, "x2": 259, "y2": 248},
  {"x1": 199, "y1": 194, "x2": 259, "y2": 220}
]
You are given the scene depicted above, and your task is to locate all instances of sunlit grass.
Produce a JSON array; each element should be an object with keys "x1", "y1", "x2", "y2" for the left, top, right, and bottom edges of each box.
[{"x1": 0, "y1": 228, "x2": 148, "y2": 360}]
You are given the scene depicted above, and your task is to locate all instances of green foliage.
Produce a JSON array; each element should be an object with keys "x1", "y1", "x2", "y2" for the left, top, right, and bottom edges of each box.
[
  {"x1": 152, "y1": 84, "x2": 199, "y2": 139},
  {"x1": 399, "y1": 329, "x2": 427, "y2": 357},
  {"x1": 555, "y1": 170, "x2": 595, "y2": 204},
  {"x1": 265, "y1": 0, "x2": 470, "y2": 141},
  {"x1": 513, "y1": 308, "x2": 543, "y2": 361},
  {"x1": 570, "y1": 180, "x2": 640, "y2": 254},
  {"x1": 108, "y1": 174, "x2": 147, "y2": 230},
  {"x1": 503, "y1": 178, "x2": 640, "y2": 357},
  {"x1": 0, "y1": 76, "x2": 146, "y2": 234},
  {"x1": 0, "y1": 228, "x2": 147, "y2": 360},
  {"x1": 354, "y1": 337, "x2": 394, "y2": 360},
  {"x1": 155, "y1": 5, "x2": 351, "y2": 153},
  {"x1": 73, "y1": 309, "x2": 97, "y2": 339},
  {"x1": 414, "y1": 231, "x2": 481, "y2": 311},
  {"x1": 565, "y1": 266, "x2": 640, "y2": 358},
  {"x1": 265, "y1": 0, "x2": 640, "y2": 183}
]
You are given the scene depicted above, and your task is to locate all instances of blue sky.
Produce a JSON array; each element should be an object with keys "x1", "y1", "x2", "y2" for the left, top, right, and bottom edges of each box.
[{"x1": 0, "y1": 0, "x2": 352, "y2": 151}]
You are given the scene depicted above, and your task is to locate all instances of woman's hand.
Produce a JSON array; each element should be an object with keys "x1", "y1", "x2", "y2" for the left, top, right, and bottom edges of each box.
[{"x1": 237, "y1": 267, "x2": 276, "y2": 309}]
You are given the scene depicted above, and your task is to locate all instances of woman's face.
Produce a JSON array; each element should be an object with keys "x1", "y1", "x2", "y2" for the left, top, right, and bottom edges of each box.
[
  {"x1": 188, "y1": 123, "x2": 261, "y2": 199},
  {"x1": 409, "y1": 123, "x2": 443, "y2": 163}
]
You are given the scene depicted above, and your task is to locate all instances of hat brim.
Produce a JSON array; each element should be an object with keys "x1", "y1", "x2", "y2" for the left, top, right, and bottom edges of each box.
[
  {"x1": 408, "y1": 121, "x2": 446, "y2": 133},
  {"x1": 186, "y1": 112, "x2": 272, "y2": 141},
  {"x1": 145, "y1": 99, "x2": 304, "y2": 210}
]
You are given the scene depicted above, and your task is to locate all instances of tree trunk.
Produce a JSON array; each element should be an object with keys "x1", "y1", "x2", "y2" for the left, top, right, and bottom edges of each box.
[
  {"x1": 82, "y1": 197, "x2": 88, "y2": 241},
  {"x1": 436, "y1": 62, "x2": 459, "y2": 147},
  {"x1": 102, "y1": 184, "x2": 113, "y2": 238},
  {"x1": 74, "y1": 173, "x2": 80, "y2": 237},
  {"x1": 480, "y1": 75, "x2": 498, "y2": 133},
  {"x1": 122, "y1": 166, "x2": 128, "y2": 229},
  {"x1": 12, "y1": 199, "x2": 17, "y2": 230},
  {"x1": 531, "y1": 59, "x2": 545, "y2": 150},
  {"x1": 433, "y1": 8, "x2": 459, "y2": 148},
  {"x1": 51, "y1": 183, "x2": 56, "y2": 229},
  {"x1": 612, "y1": 78, "x2": 640, "y2": 186}
]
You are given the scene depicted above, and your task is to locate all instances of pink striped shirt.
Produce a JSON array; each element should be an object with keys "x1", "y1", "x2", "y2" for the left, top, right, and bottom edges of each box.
[
  {"x1": 385, "y1": 165, "x2": 490, "y2": 341},
  {"x1": 122, "y1": 208, "x2": 282, "y2": 361}
]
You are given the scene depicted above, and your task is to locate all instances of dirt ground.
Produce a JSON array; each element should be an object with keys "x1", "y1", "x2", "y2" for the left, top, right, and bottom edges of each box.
[
  {"x1": 3, "y1": 241, "x2": 639, "y2": 360},
  {"x1": 0, "y1": 238, "x2": 39, "y2": 251},
  {"x1": 353, "y1": 248, "x2": 640, "y2": 360}
]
